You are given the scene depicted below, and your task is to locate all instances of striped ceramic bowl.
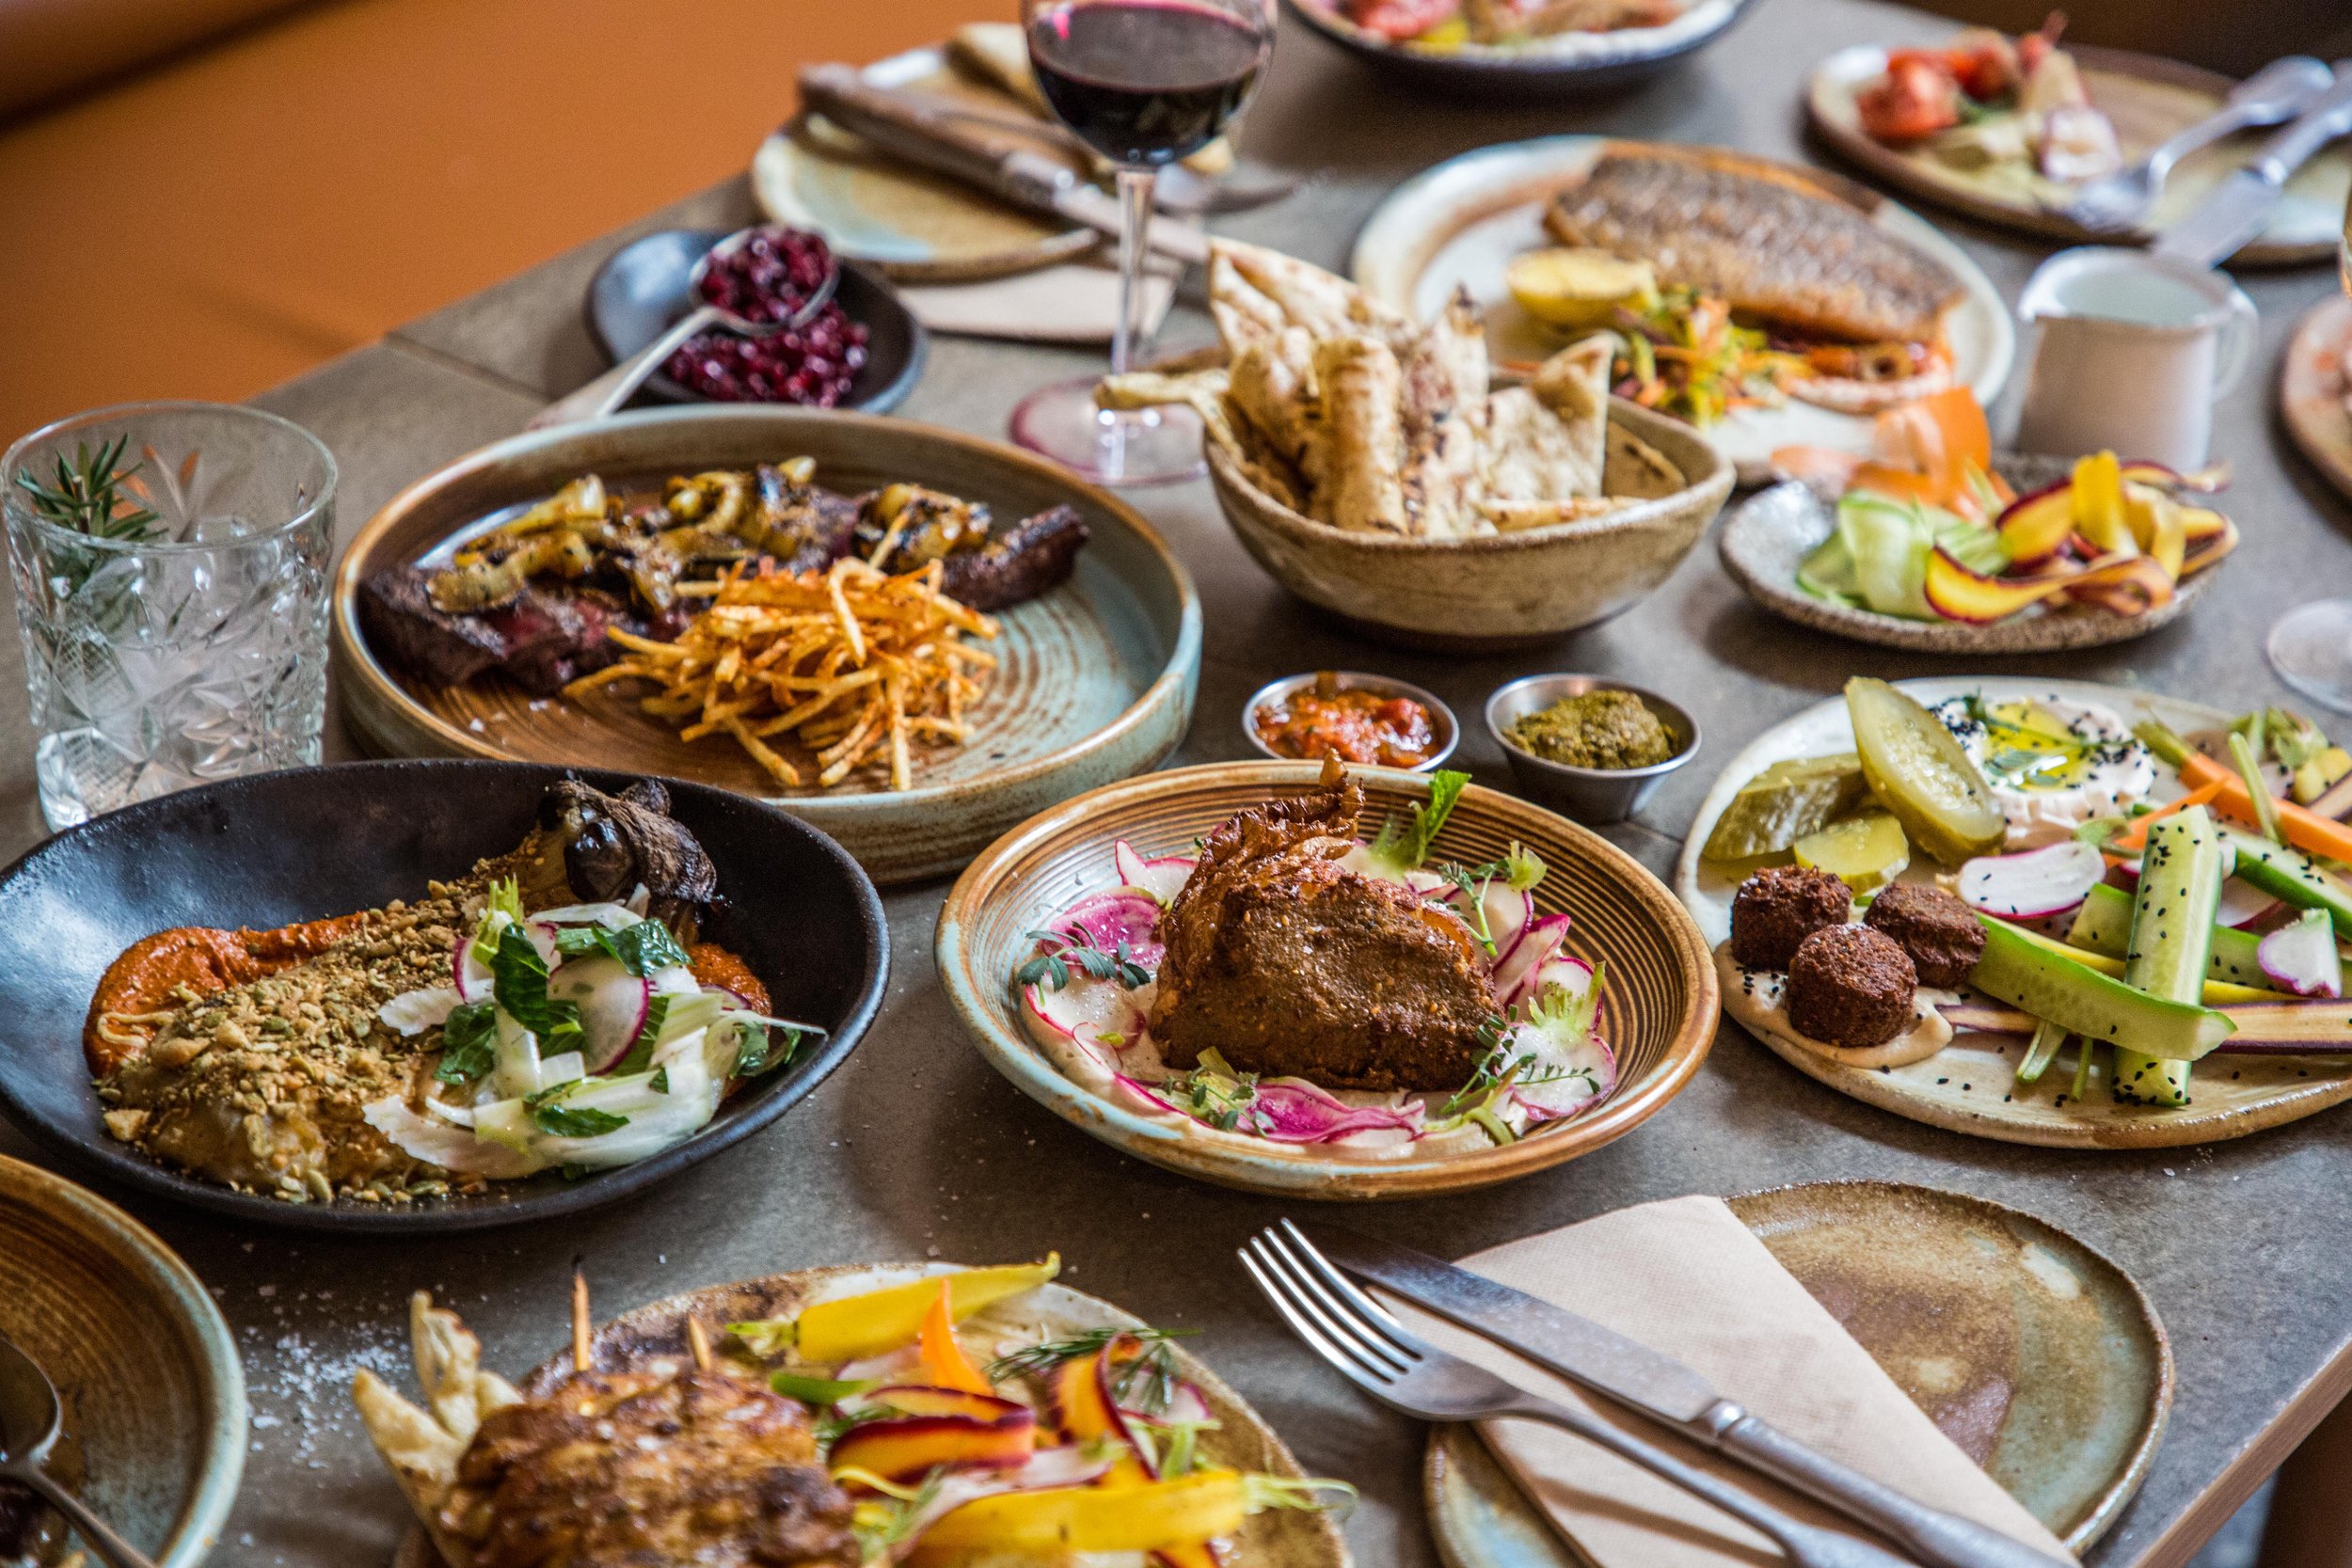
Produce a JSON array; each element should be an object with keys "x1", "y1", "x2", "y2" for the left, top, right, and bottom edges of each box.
[{"x1": 937, "y1": 762, "x2": 1718, "y2": 1198}]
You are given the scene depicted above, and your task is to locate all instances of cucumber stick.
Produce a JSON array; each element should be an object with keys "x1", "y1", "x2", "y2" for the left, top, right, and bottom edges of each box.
[
  {"x1": 2067, "y1": 882, "x2": 2274, "y2": 991},
  {"x1": 1970, "y1": 919, "x2": 2233, "y2": 1065},
  {"x1": 2222, "y1": 829, "x2": 2352, "y2": 938},
  {"x1": 2117, "y1": 806, "x2": 2229, "y2": 1105}
]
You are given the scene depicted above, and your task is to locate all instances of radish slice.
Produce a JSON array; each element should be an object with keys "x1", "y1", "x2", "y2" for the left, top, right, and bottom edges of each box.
[
  {"x1": 1248, "y1": 1081, "x2": 1424, "y2": 1144},
  {"x1": 1520, "y1": 956, "x2": 1596, "y2": 1014},
  {"x1": 1112, "y1": 841, "x2": 1197, "y2": 906},
  {"x1": 2217, "y1": 879, "x2": 2279, "y2": 929},
  {"x1": 549, "y1": 955, "x2": 654, "y2": 1071},
  {"x1": 1054, "y1": 892, "x2": 1164, "y2": 968},
  {"x1": 2259, "y1": 911, "x2": 2344, "y2": 999},
  {"x1": 1128, "y1": 1381, "x2": 1216, "y2": 1427},
  {"x1": 379, "y1": 985, "x2": 461, "y2": 1037},
  {"x1": 1959, "y1": 842, "x2": 2106, "y2": 919},
  {"x1": 1491, "y1": 914, "x2": 1571, "y2": 1008},
  {"x1": 1112, "y1": 1074, "x2": 1186, "y2": 1116},
  {"x1": 1512, "y1": 1034, "x2": 1617, "y2": 1124},
  {"x1": 452, "y1": 934, "x2": 492, "y2": 1003},
  {"x1": 1480, "y1": 883, "x2": 1534, "y2": 963}
]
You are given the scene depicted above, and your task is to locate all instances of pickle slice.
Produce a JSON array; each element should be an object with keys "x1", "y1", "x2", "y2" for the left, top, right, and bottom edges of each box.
[
  {"x1": 1700, "y1": 752, "x2": 1866, "y2": 862},
  {"x1": 1793, "y1": 812, "x2": 1910, "y2": 894},
  {"x1": 1845, "y1": 678, "x2": 2007, "y2": 865}
]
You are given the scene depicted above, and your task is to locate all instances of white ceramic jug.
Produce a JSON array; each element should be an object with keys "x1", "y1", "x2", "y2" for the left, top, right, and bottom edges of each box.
[{"x1": 2014, "y1": 246, "x2": 2257, "y2": 471}]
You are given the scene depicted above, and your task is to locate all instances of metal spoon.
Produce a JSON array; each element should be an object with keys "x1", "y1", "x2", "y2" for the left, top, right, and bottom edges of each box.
[
  {"x1": 529, "y1": 224, "x2": 841, "y2": 429},
  {"x1": 0, "y1": 1333, "x2": 157, "y2": 1568},
  {"x1": 2054, "y1": 55, "x2": 2333, "y2": 233}
]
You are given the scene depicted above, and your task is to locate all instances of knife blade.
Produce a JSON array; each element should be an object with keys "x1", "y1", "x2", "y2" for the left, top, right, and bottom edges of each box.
[
  {"x1": 2154, "y1": 59, "x2": 2352, "y2": 268},
  {"x1": 1304, "y1": 1223, "x2": 1722, "y2": 1421},
  {"x1": 1301, "y1": 1224, "x2": 2075, "y2": 1568},
  {"x1": 796, "y1": 64, "x2": 1210, "y2": 267}
]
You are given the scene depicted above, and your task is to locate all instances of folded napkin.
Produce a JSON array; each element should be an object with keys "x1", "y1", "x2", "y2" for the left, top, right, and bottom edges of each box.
[
  {"x1": 1390, "y1": 1196, "x2": 2075, "y2": 1568},
  {"x1": 898, "y1": 255, "x2": 1181, "y2": 345}
]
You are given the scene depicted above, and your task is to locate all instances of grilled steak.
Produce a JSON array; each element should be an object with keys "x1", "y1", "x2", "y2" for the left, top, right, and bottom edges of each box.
[
  {"x1": 359, "y1": 565, "x2": 509, "y2": 687},
  {"x1": 938, "y1": 505, "x2": 1089, "y2": 611},
  {"x1": 489, "y1": 585, "x2": 622, "y2": 695},
  {"x1": 1149, "y1": 777, "x2": 1493, "y2": 1092},
  {"x1": 1543, "y1": 148, "x2": 1964, "y2": 343}
]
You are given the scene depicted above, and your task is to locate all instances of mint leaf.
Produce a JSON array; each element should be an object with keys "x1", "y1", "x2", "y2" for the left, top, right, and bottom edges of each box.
[
  {"x1": 434, "y1": 1002, "x2": 499, "y2": 1085},
  {"x1": 532, "y1": 1103, "x2": 628, "y2": 1137},
  {"x1": 1402, "y1": 769, "x2": 1469, "y2": 867},
  {"x1": 491, "y1": 924, "x2": 584, "y2": 1058},
  {"x1": 608, "y1": 992, "x2": 670, "y2": 1077},
  {"x1": 735, "y1": 1021, "x2": 802, "y2": 1078},
  {"x1": 553, "y1": 925, "x2": 607, "y2": 958},
  {"x1": 601, "y1": 919, "x2": 691, "y2": 976}
]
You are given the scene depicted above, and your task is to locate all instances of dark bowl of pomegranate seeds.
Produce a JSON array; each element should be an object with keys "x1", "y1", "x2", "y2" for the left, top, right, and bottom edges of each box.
[{"x1": 588, "y1": 227, "x2": 926, "y2": 414}]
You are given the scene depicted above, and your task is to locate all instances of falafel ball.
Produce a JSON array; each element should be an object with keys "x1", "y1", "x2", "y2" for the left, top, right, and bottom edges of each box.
[
  {"x1": 1863, "y1": 881, "x2": 1985, "y2": 988},
  {"x1": 1787, "y1": 925, "x2": 1917, "y2": 1050},
  {"x1": 1729, "y1": 864, "x2": 1852, "y2": 970}
]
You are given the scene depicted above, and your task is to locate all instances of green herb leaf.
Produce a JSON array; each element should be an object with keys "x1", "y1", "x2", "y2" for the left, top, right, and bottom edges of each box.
[
  {"x1": 433, "y1": 1002, "x2": 499, "y2": 1085},
  {"x1": 13, "y1": 436, "x2": 161, "y2": 542},
  {"x1": 490, "y1": 923, "x2": 584, "y2": 1058},
  {"x1": 734, "y1": 1019, "x2": 802, "y2": 1078},
  {"x1": 1402, "y1": 770, "x2": 1469, "y2": 867},
  {"x1": 982, "y1": 1326, "x2": 1198, "y2": 1404},
  {"x1": 608, "y1": 992, "x2": 670, "y2": 1077},
  {"x1": 771, "y1": 1370, "x2": 881, "y2": 1405},
  {"x1": 531, "y1": 1103, "x2": 629, "y2": 1138}
]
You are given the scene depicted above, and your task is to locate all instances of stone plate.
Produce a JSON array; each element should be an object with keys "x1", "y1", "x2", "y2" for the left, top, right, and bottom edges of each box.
[
  {"x1": 1278, "y1": 0, "x2": 1758, "y2": 101},
  {"x1": 585, "y1": 230, "x2": 927, "y2": 415},
  {"x1": 332, "y1": 404, "x2": 1201, "y2": 885},
  {"x1": 1808, "y1": 44, "x2": 2352, "y2": 268},
  {"x1": 1348, "y1": 137, "x2": 2015, "y2": 484},
  {"x1": 0, "y1": 1154, "x2": 245, "y2": 1567},
  {"x1": 1423, "y1": 1180, "x2": 2171, "y2": 1563},
  {"x1": 387, "y1": 1264, "x2": 1348, "y2": 1568},
  {"x1": 2281, "y1": 293, "x2": 2352, "y2": 508},
  {"x1": 0, "y1": 760, "x2": 887, "y2": 1233},
  {"x1": 751, "y1": 45, "x2": 1099, "y2": 284},
  {"x1": 937, "y1": 762, "x2": 1719, "y2": 1199},
  {"x1": 1674, "y1": 675, "x2": 2352, "y2": 1148},
  {"x1": 1717, "y1": 453, "x2": 2221, "y2": 654}
]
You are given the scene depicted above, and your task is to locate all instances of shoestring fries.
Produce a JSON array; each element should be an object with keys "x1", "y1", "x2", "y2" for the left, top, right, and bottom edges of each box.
[{"x1": 566, "y1": 556, "x2": 998, "y2": 792}]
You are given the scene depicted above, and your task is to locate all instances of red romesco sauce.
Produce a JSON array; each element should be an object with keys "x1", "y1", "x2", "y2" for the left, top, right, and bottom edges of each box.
[{"x1": 1255, "y1": 686, "x2": 1438, "y2": 768}]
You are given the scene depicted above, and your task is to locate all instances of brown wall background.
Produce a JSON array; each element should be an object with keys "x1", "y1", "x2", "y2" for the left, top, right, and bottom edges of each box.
[{"x1": 0, "y1": 0, "x2": 999, "y2": 440}]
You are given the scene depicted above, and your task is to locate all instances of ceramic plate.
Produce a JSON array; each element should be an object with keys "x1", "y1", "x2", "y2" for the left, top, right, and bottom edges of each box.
[
  {"x1": 1717, "y1": 452, "x2": 2219, "y2": 654},
  {"x1": 752, "y1": 46, "x2": 1098, "y2": 283},
  {"x1": 1348, "y1": 137, "x2": 2014, "y2": 483},
  {"x1": 585, "y1": 231, "x2": 927, "y2": 415},
  {"x1": 938, "y1": 762, "x2": 1719, "y2": 1199},
  {"x1": 333, "y1": 405, "x2": 1201, "y2": 885},
  {"x1": 2282, "y1": 293, "x2": 2352, "y2": 507},
  {"x1": 1424, "y1": 1179, "x2": 2170, "y2": 1563},
  {"x1": 0, "y1": 1155, "x2": 246, "y2": 1567},
  {"x1": 1279, "y1": 0, "x2": 1757, "y2": 100},
  {"x1": 1674, "y1": 675, "x2": 2352, "y2": 1148},
  {"x1": 389, "y1": 1263, "x2": 1348, "y2": 1568},
  {"x1": 0, "y1": 761, "x2": 887, "y2": 1233},
  {"x1": 1809, "y1": 44, "x2": 2352, "y2": 267}
]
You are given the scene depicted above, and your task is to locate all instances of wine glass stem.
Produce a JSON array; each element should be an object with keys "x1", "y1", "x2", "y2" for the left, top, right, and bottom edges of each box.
[{"x1": 1111, "y1": 166, "x2": 1157, "y2": 377}]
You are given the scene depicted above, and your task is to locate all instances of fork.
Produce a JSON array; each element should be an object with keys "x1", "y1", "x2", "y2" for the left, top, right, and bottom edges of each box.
[
  {"x1": 2051, "y1": 55, "x2": 2331, "y2": 233},
  {"x1": 1241, "y1": 1225, "x2": 1922, "y2": 1568}
]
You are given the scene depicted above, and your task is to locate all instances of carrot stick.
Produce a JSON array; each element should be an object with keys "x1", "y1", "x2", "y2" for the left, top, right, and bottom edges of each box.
[
  {"x1": 2133, "y1": 722, "x2": 2352, "y2": 863},
  {"x1": 2111, "y1": 780, "x2": 2224, "y2": 852}
]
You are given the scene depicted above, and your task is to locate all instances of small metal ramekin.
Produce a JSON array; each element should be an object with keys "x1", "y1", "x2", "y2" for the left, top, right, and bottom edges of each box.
[
  {"x1": 1242, "y1": 671, "x2": 1460, "y2": 772},
  {"x1": 1485, "y1": 673, "x2": 1700, "y2": 824}
]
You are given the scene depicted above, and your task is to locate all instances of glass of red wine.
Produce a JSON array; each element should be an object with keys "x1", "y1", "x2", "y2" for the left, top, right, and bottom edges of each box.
[{"x1": 1009, "y1": 0, "x2": 1274, "y2": 484}]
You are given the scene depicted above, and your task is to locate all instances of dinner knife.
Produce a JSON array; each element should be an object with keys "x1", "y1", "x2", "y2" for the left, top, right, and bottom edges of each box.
[
  {"x1": 2153, "y1": 60, "x2": 2352, "y2": 268},
  {"x1": 1303, "y1": 1225, "x2": 2074, "y2": 1568},
  {"x1": 795, "y1": 65, "x2": 1211, "y2": 267}
]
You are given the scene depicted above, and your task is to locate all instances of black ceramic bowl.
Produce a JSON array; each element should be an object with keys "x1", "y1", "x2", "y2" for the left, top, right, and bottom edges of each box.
[
  {"x1": 588, "y1": 230, "x2": 927, "y2": 415},
  {"x1": 1280, "y1": 0, "x2": 1758, "y2": 99},
  {"x1": 0, "y1": 761, "x2": 888, "y2": 1234}
]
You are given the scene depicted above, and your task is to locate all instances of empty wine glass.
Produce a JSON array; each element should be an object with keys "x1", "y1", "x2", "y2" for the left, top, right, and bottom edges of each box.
[
  {"x1": 2265, "y1": 192, "x2": 2352, "y2": 711},
  {"x1": 1009, "y1": 0, "x2": 1275, "y2": 484}
]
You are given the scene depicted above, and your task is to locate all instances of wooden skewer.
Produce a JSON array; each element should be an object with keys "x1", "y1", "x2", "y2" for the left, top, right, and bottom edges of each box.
[
  {"x1": 685, "y1": 1316, "x2": 714, "y2": 1372},
  {"x1": 571, "y1": 1265, "x2": 592, "y2": 1373}
]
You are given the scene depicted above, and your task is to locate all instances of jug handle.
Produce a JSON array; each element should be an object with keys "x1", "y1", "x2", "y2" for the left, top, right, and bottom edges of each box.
[{"x1": 2212, "y1": 284, "x2": 2259, "y2": 398}]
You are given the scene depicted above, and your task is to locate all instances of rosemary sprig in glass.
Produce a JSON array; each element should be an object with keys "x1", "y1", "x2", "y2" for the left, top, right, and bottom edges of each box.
[{"x1": 13, "y1": 436, "x2": 160, "y2": 544}]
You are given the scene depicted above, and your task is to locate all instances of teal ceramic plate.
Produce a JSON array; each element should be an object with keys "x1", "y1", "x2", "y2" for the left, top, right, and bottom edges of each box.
[
  {"x1": 0, "y1": 1154, "x2": 246, "y2": 1566},
  {"x1": 1425, "y1": 1180, "x2": 2170, "y2": 1564}
]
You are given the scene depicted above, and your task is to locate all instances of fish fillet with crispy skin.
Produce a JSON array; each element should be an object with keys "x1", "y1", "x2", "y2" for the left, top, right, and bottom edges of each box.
[{"x1": 1543, "y1": 149, "x2": 1963, "y2": 344}]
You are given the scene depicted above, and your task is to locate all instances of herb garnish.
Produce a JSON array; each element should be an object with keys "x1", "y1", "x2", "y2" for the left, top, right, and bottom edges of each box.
[
  {"x1": 552, "y1": 918, "x2": 691, "y2": 976},
  {"x1": 490, "y1": 923, "x2": 585, "y2": 1058},
  {"x1": 433, "y1": 1002, "x2": 499, "y2": 1085},
  {"x1": 734, "y1": 1018, "x2": 804, "y2": 1077},
  {"x1": 1363, "y1": 768, "x2": 1469, "y2": 874},
  {"x1": 984, "y1": 1327, "x2": 1199, "y2": 1416},
  {"x1": 531, "y1": 1102, "x2": 629, "y2": 1137},
  {"x1": 1016, "y1": 926, "x2": 1151, "y2": 991},
  {"x1": 1439, "y1": 1017, "x2": 1577, "y2": 1119},
  {"x1": 14, "y1": 436, "x2": 160, "y2": 542}
]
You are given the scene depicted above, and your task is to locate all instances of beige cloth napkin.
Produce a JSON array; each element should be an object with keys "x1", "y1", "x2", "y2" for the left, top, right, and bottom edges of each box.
[
  {"x1": 1390, "y1": 1196, "x2": 2076, "y2": 1568},
  {"x1": 898, "y1": 256, "x2": 1180, "y2": 344}
]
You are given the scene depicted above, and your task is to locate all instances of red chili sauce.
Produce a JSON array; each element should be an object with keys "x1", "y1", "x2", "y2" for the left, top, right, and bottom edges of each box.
[{"x1": 1254, "y1": 679, "x2": 1438, "y2": 768}]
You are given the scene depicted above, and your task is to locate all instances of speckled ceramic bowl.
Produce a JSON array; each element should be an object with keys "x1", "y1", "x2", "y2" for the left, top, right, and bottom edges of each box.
[
  {"x1": 937, "y1": 762, "x2": 1718, "y2": 1199},
  {"x1": 1243, "y1": 671, "x2": 1460, "y2": 771},
  {"x1": 1206, "y1": 400, "x2": 1734, "y2": 653},
  {"x1": 0, "y1": 1155, "x2": 245, "y2": 1566}
]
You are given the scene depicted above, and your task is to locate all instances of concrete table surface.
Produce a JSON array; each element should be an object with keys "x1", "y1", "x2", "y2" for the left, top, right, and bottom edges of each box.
[{"x1": 5, "y1": 1, "x2": 2351, "y2": 1565}]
